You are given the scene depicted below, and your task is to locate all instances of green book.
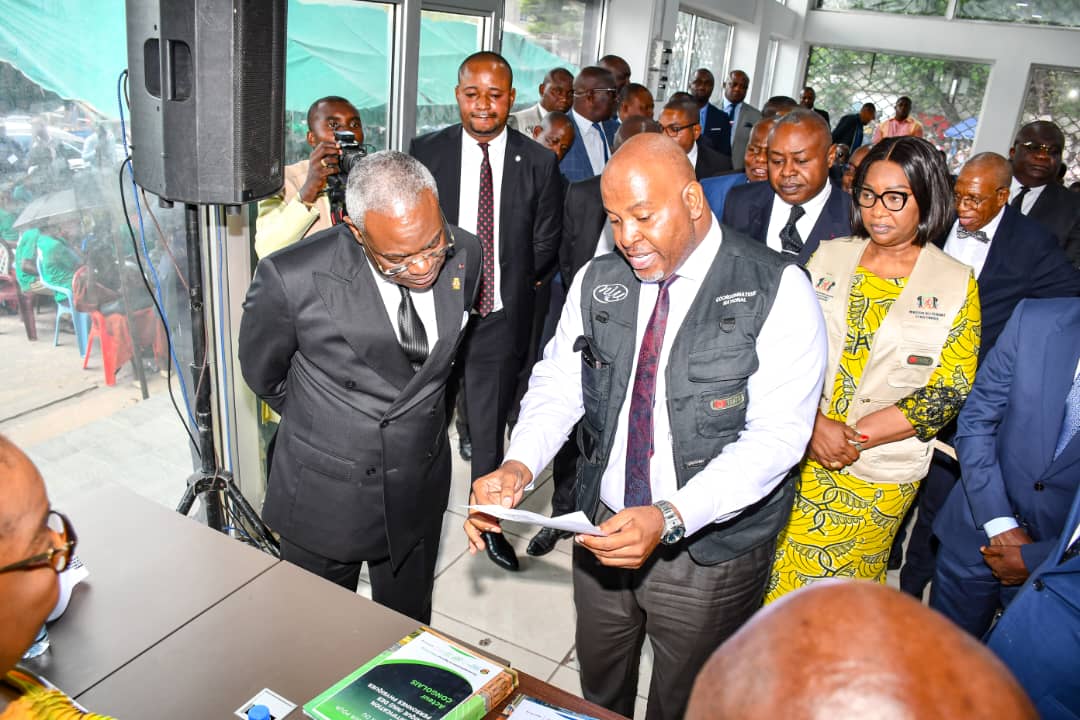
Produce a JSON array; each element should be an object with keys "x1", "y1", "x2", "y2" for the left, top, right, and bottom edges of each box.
[{"x1": 304, "y1": 627, "x2": 518, "y2": 720}]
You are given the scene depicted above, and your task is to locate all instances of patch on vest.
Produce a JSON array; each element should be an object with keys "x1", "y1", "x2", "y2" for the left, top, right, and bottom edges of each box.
[
  {"x1": 909, "y1": 295, "x2": 947, "y2": 321},
  {"x1": 814, "y1": 275, "x2": 836, "y2": 301},
  {"x1": 593, "y1": 283, "x2": 629, "y2": 304},
  {"x1": 714, "y1": 290, "x2": 757, "y2": 306},
  {"x1": 707, "y1": 392, "x2": 746, "y2": 412},
  {"x1": 907, "y1": 354, "x2": 934, "y2": 366}
]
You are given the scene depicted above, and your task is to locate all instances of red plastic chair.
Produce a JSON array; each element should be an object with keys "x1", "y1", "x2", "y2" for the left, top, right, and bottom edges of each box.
[{"x1": 74, "y1": 267, "x2": 162, "y2": 386}]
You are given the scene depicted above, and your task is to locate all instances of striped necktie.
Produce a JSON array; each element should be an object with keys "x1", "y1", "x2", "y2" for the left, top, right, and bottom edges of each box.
[{"x1": 397, "y1": 285, "x2": 428, "y2": 372}]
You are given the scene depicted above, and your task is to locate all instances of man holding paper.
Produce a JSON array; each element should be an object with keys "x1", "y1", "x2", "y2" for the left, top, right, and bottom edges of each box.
[{"x1": 464, "y1": 134, "x2": 826, "y2": 720}]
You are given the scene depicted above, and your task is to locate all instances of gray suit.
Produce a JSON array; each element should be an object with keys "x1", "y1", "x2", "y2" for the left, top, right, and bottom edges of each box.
[
  {"x1": 729, "y1": 102, "x2": 762, "y2": 170},
  {"x1": 238, "y1": 224, "x2": 481, "y2": 621},
  {"x1": 509, "y1": 103, "x2": 544, "y2": 134}
]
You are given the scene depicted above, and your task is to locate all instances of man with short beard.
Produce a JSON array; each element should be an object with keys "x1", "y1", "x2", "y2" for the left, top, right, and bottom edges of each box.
[{"x1": 509, "y1": 67, "x2": 573, "y2": 135}]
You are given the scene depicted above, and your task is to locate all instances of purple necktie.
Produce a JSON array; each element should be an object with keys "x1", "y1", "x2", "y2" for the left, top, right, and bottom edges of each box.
[
  {"x1": 625, "y1": 274, "x2": 678, "y2": 507},
  {"x1": 476, "y1": 142, "x2": 495, "y2": 316}
]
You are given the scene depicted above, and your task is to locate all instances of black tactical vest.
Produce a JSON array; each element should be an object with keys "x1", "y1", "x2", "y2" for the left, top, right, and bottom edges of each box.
[{"x1": 575, "y1": 228, "x2": 799, "y2": 565}]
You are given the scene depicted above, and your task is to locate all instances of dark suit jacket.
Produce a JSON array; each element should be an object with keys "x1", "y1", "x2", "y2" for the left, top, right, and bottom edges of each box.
[
  {"x1": 813, "y1": 107, "x2": 831, "y2": 127},
  {"x1": 721, "y1": 180, "x2": 852, "y2": 264},
  {"x1": 988, "y1": 481, "x2": 1080, "y2": 717},
  {"x1": 1026, "y1": 181, "x2": 1080, "y2": 267},
  {"x1": 936, "y1": 298, "x2": 1080, "y2": 573},
  {"x1": 559, "y1": 116, "x2": 618, "y2": 183},
  {"x1": 700, "y1": 172, "x2": 749, "y2": 219},
  {"x1": 238, "y1": 225, "x2": 482, "y2": 568},
  {"x1": 698, "y1": 102, "x2": 732, "y2": 156},
  {"x1": 933, "y1": 206, "x2": 1080, "y2": 359},
  {"x1": 694, "y1": 141, "x2": 733, "y2": 180},
  {"x1": 410, "y1": 124, "x2": 563, "y2": 349},
  {"x1": 832, "y1": 113, "x2": 864, "y2": 149},
  {"x1": 559, "y1": 175, "x2": 606, "y2": 284}
]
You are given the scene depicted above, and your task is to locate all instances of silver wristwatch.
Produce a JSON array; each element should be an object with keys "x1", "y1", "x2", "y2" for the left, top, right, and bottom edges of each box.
[{"x1": 654, "y1": 500, "x2": 686, "y2": 545}]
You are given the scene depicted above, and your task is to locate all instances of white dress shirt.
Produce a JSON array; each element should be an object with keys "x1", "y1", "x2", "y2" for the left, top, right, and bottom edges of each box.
[
  {"x1": 571, "y1": 109, "x2": 609, "y2": 175},
  {"x1": 1010, "y1": 177, "x2": 1046, "y2": 215},
  {"x1": 765, "y1": 182, "x2": 833, "y2": 254},
  {"x1": 943, "y1": 205, "x2": 1005, "y2": 279},
  {"x1": 592, "y1": 220, "x2": 614, "y2": 258},
  {"x1": 458, "y1": 128, "x2": 506, "y2": 312},
  {"x1": 687, "y1": 143, "x2": 699, "y2": 171},
  {"x1": 984, "y1": 356, "x2": 1080, "y2": 539},
  {"x1": 366, "y1": 260, "x2": 438, "y2": 353},
  {"x1": 507, "y1": 216, "x2": 827, "y2": 535}
]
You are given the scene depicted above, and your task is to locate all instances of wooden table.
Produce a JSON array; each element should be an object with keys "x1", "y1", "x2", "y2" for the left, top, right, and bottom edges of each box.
[{"x1": 23, "y1": 484, "x2": 279, "y2": 697}]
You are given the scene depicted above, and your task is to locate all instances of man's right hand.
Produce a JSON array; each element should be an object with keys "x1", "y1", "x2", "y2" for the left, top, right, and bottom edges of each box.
[
  {"x1": 464, "y1": 460, "x2": 532, "y2": 555},
  {"x1": 989, "y1": 527, "x2": 1033, "y2": 547},
  {"x1": 299, "y1": 141, "x2": 341, "y2": 205}
]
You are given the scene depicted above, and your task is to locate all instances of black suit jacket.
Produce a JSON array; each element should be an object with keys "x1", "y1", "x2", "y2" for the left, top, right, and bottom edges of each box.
[
  {"x1": 695, "y1": 141, "x2": 733, "y2": 180},
  {"x1": 721, "y1": 180, "x2": 852, "y2": 264},
  {"x1": 933, "y1": 205, "x2": 1080, "y2": 359},
  {"x1": 832, "y1": 113, "x2": 863, "y2": 149},
  {"x1": 813, "y1": 107, "x2": 831, "y2": 126},
  {"x1": 559, "y1": 175, "x2": 606, "y2": 284},
  {"x1": 699, "y1": 102, "x2": 732, "y2": 155},
  {"x1": 410, "y1": 125, "x2": 563, "y2": 348},
  {"x1": 1026, "y1": 182, "x2": 1080, "y2": 267},
  {"x1": 238, "y1": 225, "x2": 482, "y2": 568}
]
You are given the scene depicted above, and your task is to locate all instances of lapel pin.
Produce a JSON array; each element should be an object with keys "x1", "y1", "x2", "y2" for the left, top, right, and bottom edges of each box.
[
  {"x1": 452, "y1": 277, "x2": 461, "y2": 290},
  {"x1": 515, "y1": 155, "x2": 521, "y2": 162}
]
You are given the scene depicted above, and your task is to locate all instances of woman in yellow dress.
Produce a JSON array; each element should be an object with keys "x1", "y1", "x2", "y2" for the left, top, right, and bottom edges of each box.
[{"x1": 766, "y1": 137, "x2": 980, "y2": 601}]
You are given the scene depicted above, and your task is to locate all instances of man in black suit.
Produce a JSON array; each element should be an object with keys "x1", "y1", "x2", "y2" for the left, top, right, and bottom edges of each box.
[
  {"x1": 831, "y1": 102, "x2": 875, "y2": 150},
  {"x1": 1010, "y1": 120, "x2": 1080, "y2": 266},
  {"x1": 659, "y1": 97, "x2": 732, "y2": 180},
  {"x1": 238, "y1": 151, "x2": 482, "y2": 623},
  {"x1": 526, "y1": 115, "x2": 660, "y2": 557},
  {"x1": 722, "y1": 108, "x2": 847, "y2": 264},
  {"x1": 688, "y1": 68, "x2": 731, "y2": 156},
  {"x1": 410, "y1": 51, "x2": 563, "y2": 571},
  {"x1": 897, "y1": 152, "x2": 1080, "y2": 599},
  {"x1": 799, "y1": 86, "x2": 830, "y2": 126}
]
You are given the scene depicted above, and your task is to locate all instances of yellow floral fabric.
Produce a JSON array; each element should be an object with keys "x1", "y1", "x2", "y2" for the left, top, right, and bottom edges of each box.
[
  {"x1": 1, "y1": 669, "x2": 114, "y2": 720},
  {"x1": 766, "y1": 266, "x2": 980, "y2": 600}
]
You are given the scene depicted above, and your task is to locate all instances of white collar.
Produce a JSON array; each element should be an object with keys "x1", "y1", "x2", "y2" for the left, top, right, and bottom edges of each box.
[
  {"x1": 463, "y1": 125, "x2": 508, "y2": 152},
  {"x1": 687, "y1": 143, "x2": 699, "y2": 168},
  {"x1": 776, "y1": 181, "x2": 831, "y2": 214}
]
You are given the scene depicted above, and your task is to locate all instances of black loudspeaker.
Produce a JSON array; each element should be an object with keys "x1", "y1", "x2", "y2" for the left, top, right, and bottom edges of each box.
[{"x1": 125, "y1": 0, "x2": 287, "y2": 205}]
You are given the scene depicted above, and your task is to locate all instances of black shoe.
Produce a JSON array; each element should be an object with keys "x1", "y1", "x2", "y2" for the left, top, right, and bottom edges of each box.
[
  {"x1": 526, "y1": 527, "x2": 573, "y2": 557},
  {"x1": 482, "y1": 531, "x2": 519, "y2": 571},
  {"x1": 459, "y1": 437, "x2": 472, "y2": 461}
]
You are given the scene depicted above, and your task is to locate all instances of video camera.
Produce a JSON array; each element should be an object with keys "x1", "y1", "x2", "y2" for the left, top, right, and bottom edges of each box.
[{"x1": 325, "y1": 130, "x2": 367, "y2": 221}]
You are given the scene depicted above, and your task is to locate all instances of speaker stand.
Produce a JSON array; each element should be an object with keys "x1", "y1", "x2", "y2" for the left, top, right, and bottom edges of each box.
[{"x1": 173, "y1": 203, "x2": 278, "y2": 556}]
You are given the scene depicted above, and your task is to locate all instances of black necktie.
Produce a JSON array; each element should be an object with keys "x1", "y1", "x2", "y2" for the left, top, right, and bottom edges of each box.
[
  {"x1": 397, "y1": 285, "x2": 428, "y2": 371},
  {"x1": 780, "y1": 205, "x2": 806, "y2": 255},
  {"x1": 1011, "y1": 185, "x2": 1030, "y2": 212}
]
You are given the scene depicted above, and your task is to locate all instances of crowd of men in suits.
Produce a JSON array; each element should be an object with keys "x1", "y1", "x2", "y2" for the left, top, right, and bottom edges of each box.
[{"x1": 238, "y1": 50, "x2": 1080, "y2": 719}]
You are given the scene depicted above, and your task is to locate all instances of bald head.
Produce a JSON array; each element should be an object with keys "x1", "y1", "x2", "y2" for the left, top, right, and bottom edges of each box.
[
  {"x1": 963, "y1": 152, "x2": 1013, "y2": 188},
  {"x1": 601, "y1": 134, "x2": 708, "y2": 283},
  {"x1": 612, "y1": 115, "x2": 660, "y2": 152},
  {"x1": 686, "y1": 581, "x2": 1038, "y2": 720},
  {"x1": 767, "y1": 108, "x2": 836, "y2": 204},
  {"x1": 955, "y1": 152, "x2": 1013, "y2": 232}
]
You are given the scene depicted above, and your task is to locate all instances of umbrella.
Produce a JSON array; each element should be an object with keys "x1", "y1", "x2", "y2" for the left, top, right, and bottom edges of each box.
[
  {"x1": 12, "y1": 187, "x2": 102, "y2": 230},
  {"x1": 944, "y1": 118, "x2": 978, "y2": 140}
]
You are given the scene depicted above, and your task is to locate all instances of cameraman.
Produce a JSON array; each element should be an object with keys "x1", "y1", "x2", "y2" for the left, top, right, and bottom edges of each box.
[{"x1": 255, "y1": 96, "x2": 363, "y2": 258}]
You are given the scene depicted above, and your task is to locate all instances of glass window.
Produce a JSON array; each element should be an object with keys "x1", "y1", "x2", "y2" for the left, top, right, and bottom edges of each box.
[
  {"x1": 957, "y1": 0, "x2": 1080, "y2": 28},
  {"x1": 814, "y1": 0, "x2": 947, "y2": 14},
  {"x1": 668, "y1": 11, "x2": 733, "y2": 99},
  {"x1": 804, "y1": 46, "x2": 990, "y2": 172},
  {"x1": 416, "y1": 10, "x2": 487, "y2": 135},
  {"x1": 1019, "y1": 65, "x2": 1080, "y2": 184},
  {"x1": 284, "y1": 0, "x2": 394, "y2": 162},
  {"x1": 503, "y1": 0, "x2": 599, "y2": 72}
]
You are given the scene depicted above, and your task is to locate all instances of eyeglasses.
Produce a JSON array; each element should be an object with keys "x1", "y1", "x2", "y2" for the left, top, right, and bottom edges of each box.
[
  {"x1": 358, "y1": 218, "x2": 456, "y2": 278},
  {"x1": 854, "y1": 186, "x2": 911, "y2": 212},
  {"x1": 954, "y1": 190, "x2": 1005, "y2": 210},
  {"x1": 661, "y1": 122, "x2": 699, "y2": 137},
  {"x1": 574, "y1": 88, "x2": 617, "y2": 99},
  {"x1": 0, "y1": 511, "x2": 77, "y2": 574},
  {"x1": 1016, "y1": 141, "x2": 1062, "y2": 156}
]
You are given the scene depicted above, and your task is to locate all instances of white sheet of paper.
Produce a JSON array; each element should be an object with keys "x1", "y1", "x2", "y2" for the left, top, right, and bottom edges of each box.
[{"x1": 467, "y1": 505, "x2": 606, "y2": 536}]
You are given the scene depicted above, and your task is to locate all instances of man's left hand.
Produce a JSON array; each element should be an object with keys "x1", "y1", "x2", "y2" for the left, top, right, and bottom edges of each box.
[
  {"x1": 577, "y1": 506, "x2": 665, "y2": 569},
  {"x1": 980, "y1": 544, "x2": 1030, "y2": 586}
]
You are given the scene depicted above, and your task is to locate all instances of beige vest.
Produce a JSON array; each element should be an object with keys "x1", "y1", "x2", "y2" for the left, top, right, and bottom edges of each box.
[{"x1": 808, "y1": 237, "x2": 972, "y2": 484}]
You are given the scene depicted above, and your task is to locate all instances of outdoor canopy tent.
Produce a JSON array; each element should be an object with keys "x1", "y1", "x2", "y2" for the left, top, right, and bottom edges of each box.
[{"x1": 0, "y1": 0, "x2": 570, "y2": 120}]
